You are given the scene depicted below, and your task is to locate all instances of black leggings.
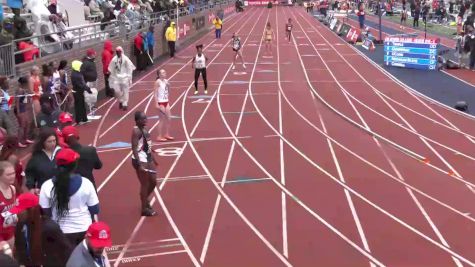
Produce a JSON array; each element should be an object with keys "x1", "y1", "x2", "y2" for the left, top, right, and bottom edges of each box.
[{"x1": 194, "y1": 68, "x2": 207, "y2": 91}]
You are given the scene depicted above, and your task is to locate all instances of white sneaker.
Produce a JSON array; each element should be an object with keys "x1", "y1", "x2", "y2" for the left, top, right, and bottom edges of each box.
[
  {"x1": 232, "y1": 65, "x2": 236, "y2": 70},
  {"x1": 243, "y1": 64, "x2": 246, "y2": 69},
  {"x1": 204, "y1": 90, "x2": 208, "y2": 94},
  {"x1": 194, "y1": 90, "x2": 198, "y2": 95}
]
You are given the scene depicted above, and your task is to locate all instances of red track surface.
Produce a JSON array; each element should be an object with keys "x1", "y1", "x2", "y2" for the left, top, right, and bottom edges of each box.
[{"x1": 74, "y1": 7, "x2": 475, "y2": 266}]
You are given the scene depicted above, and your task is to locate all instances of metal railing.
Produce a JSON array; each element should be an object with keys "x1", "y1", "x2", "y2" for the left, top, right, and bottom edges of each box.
[
  {"x1": 8, "y1": 0, "x2": 232, "y2": 71},
  {"x1": 0, "y1": 43, "x2": 15, "y2": 77}
]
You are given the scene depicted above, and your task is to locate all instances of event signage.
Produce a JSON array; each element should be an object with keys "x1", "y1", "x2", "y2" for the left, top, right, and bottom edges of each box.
[
  {"x1": 244, "y1": 0, "x2": 278, "y2": 5},
  {"x1": 383, "y1": 37, "x2": 439, "y2": 70}
]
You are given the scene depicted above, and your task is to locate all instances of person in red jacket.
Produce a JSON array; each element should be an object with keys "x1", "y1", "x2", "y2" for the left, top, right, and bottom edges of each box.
[
  {"x1": 134, "y1": 32, "x2": 145, "y2": 71},
  {"x1": 101, "y1": 40, "x2": 114, "y2": 97},
  {"x1": 17, "y1": 41, "x2": 39, "y2": 62}
]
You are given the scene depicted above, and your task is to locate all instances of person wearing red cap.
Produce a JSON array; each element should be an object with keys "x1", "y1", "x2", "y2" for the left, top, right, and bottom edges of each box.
[
  {"x1": 39, "y1": 148, "x2": 99, "y2": 246},
  {"x1": 131, "y1": 111, "x2": 157, "y2": 216},
  {"x1": 108, "y1": 46, "x2": 136, "y2": 111},
  {"x1": 0, "y1": 161, "x2": 17, "y2": 249},
  {"x1": 56, "y1": 112, "x2": 74, "y2": 148},
  {"x1": 80, "y1": 49, "x2": 98, "y2": 85},
  {"x1": 66, "y1": 221, "x2": 111, "y2": 267},
  {"x1": 12, "y1": 193, "x2": 43, "y2": 266},
  {"x1": 62, "y1": 126, "x2": 102, "y2": 188}
]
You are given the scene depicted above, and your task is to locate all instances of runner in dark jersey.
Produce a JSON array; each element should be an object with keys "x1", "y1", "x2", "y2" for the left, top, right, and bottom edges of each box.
[
  {"x1": 231, "y1": 33, "x2": 246, "y2": 70},
  {"x1": 131, "y1": 112, "x2": 158, "y2": 217},
  {"x1": 285, "y1": 18, "x2": 293, "y2": 42}
]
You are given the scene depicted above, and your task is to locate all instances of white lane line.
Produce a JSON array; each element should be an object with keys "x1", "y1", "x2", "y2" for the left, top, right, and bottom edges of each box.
[
  {"x1": 275, "y1": 11, "x2": 288, "y2": 258},
  {"x1": 284, "y1": 9, "x2": 471, "y2": 266},
  {"x1": 109, "y1": 250, "x2": 187, "y2": 263},
  {"x1": 106, "y1": 10, "x2": 254, "y2": 267},
  {"x1": 199, "y1": 8, "x2": 287, "y2": 265}
]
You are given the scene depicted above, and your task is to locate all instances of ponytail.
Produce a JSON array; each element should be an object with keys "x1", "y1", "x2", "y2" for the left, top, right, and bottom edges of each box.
[{"x1": 50, "y1": 162, "x2": 77, "y2": 219}]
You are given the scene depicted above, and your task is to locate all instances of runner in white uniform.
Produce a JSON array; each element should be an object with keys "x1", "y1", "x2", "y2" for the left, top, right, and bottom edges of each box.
[
  {"x1": 231, "y1": 33, "x2": 246, "y2": 70},
  {"x1": 154, "y1": 69, "x2": 173, "y2": 142},
  {"x1": 191, "y1": 44, "x2": 208, "y2": 95}
]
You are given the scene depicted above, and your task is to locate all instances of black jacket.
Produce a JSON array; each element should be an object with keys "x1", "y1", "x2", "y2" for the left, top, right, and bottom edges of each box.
[
  {"x1": 71, "y1": 70, "x2": 92, "y2": 95},
  {"x1": 80, "y1": 57, "x2": 97, "y2": 83},
  {"x1": 35, "y1": 109, "x2": 61, "y2": 128},
  {"x1": 42, "y1": 217, "x2": 73, "y2": 267},
  {"x1": 25, "y1": 147, "x2": 61, "y2": 189},
  {"x1": 69, "y1": 143, "x2": 102, "y2": 188}
]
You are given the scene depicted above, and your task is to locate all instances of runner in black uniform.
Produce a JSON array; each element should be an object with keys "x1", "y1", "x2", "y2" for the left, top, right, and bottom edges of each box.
[
  {"x1": 285, "y1": 18, "x2": 293, "y2": 42},
  {"x1": 231, "y1": 33, "x2": 246, "y2": 70}
]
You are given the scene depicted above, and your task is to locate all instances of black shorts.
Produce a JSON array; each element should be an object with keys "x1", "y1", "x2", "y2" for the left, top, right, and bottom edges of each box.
[{"x1": 233, "y1": 48, "x2": 240, "y2": 52}]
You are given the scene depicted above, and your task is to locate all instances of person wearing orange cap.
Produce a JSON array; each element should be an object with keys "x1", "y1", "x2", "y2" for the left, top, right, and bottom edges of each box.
[
  {"x1": 62, "y1": 126, "x2": 102, "y2": 188},
  {"x1": 108, "y1": 46, "x2": 136, "y2": 111},
  {"x1": 39, "y1": 148, "x2": 99, "y2": 246},
  {"x1": 66, "y1": 222, "x2": 111, "y2": 267}
]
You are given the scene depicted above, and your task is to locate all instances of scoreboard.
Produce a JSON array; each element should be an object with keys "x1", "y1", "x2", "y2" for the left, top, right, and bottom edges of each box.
[{"x1": 383, "y1": 37, "x2": 439, "y2": 70}]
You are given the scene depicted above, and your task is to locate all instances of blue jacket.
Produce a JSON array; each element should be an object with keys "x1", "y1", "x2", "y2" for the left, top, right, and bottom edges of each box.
[{"x1": 146, "y1": 31, "x2": 155, "y2": 47}]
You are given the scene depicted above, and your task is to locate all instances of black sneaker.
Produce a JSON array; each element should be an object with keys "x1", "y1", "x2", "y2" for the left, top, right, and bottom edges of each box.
[
  {"x1": 122, "y1": 106, "x2": 128, "y2": 111},
  {"x1": 119, "y1": 103, "x2": 123, "y2": 109},
  {"x1": 141, "y1": 208, "x2": 157, "y2": 217}
]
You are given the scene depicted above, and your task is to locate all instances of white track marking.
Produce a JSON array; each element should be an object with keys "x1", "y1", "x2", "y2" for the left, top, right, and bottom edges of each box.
[
  {"x1": 104, "y1": 11, "x2": 257, "y2": 266},
  {"x1": 199, "y1": 9, "x2": 291, "y2": 265},
  {"x1": 275, "y1": 10, "x2": 288, "y2": 258},
  {"x1": 266, "y1": 8, "x2": 472, "y2": 266},
  {"x1": 216, "y1": 8, "x2": 386, "y2": 267},
  {"x1": 295, "y1": 11, "x2": 475, "y2": 198}
]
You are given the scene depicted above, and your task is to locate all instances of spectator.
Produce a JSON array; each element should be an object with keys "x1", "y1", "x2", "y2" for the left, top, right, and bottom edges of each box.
[
  {"x1": 469, "y1": 29, "x2": 475, "y2": 71},
  {"x1": 39, "y1": 148, "x2": 100, "y2": 246},
  {"x1": 12, "y1": 193, "x2": 42, "y2": 266},
  {"x1": 0, "y1": 137, "x2": 24, "y2": 193},
  {"x1": 35, "y1": 94, "x2": 61, "y2": 128},
  {"x1": 30, "y1": 66, "x2": 42, "y2": 114},
  {"x1": 357, "y1": 3, "x2": 365, "y2": 29},
  {"x1": 66, "y1": 222, "x2": 111, "y2": 267},
  {"x1": 62, "y1": 126, "x2": 102, "y2": 188},
  {"x1": 25, "y1": 127, "x2": 60, "y2": 194},
  {"x1": 102, "y1": 40, "x2": 114, "y2": 97},
  {"x1": 55, "y1": 112, "x2": 74, "y2": 148},
  {"x1": 0, "y1": 161, "x2": 17, "y2": 248},
  {"x1": 134, "y1": 32, "x2": 146, "y2": 71},
  {"x1": 142, "y1": 32, "x2": 151, "y2": 67},
  {"x1": 41, "y1": 216, "x2": 73, "y2": 267},
  {"x1": 71, "y1": 60, "x2": 92, "y2": 125},
  {"x1": 212, "y1": 15, "x2": 222, "y2": 39},
  {"x1": 17, "y1": 41, "x2": 39, "y2": 63},
  {"x1": 455, "y1": 30, "x2": 468, "y2": 68},
  {"x1": 57, "y1": 60, "x2": 73, "y2": 112},
  {"x1": 87, "y1": 0, "x2": 105, "y2": 19},
  {"x1": 165, "y1": 22, "x2": 177, "y2": 58},
  {"x1": 41, "y1": 64, "x2": 54, "y2": 96},
  {"x1": 15, "y1": 77, "x2": 34, "y2": 148},
  {"x1": 108, "y1": 46, "x2": 136, "y2": 111},
  {"x1": 80, "y1": 49, "x2": 98, "y2": 85},
  {"x1": 48, "y1": 0, "x2": 58, "y2": 14},
  {"x1": 0, "y1": 76, "x2": 11, "y2": 115},
  {"x1": 146, "y1": 26, "x2": 155, "y2": 61},
  {"x1": 0, "y1": 110, "x2": 15, "y2": 137},
  {"x1": 414, "y1": 3, "x2": 420, "y2": 27}
]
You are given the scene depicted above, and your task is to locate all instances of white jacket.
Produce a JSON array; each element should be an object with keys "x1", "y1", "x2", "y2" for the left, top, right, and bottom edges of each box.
[{"x1": 108, "y1": 54, "x2": 136, "y2": 86}]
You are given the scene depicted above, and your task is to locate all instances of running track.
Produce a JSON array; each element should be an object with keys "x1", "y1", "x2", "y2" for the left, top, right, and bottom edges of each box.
[{"x1": 72, "y1": 6, "x2": 475, "y2": 266}]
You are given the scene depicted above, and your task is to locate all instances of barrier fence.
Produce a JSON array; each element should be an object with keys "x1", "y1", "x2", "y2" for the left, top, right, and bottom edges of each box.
[{"x1": 5, "y1": 0, "x2": 233, "y2": 77}]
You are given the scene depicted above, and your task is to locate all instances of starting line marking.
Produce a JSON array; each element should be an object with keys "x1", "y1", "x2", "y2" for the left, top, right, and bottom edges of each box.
[
  {"x1": 108, "y1": 250, "x2": 187, "y2": 263},
  {"x1": 226, "y1": 177, "x2": 273, "y2": 184},
  {"x1": 157, "y1": 174, "x2": 209, "y2": 183},
  {"x1": 107, "y1": 238, "x2": 180, "y2": 252},
  {"x1": 233, "y1": 71, "x2": 247, "y2": 75}
]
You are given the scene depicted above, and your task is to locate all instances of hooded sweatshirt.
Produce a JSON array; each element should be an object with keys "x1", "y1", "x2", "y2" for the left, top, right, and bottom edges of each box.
[
  {"x1": 80, "y1": 56, "x2": 97, "y2": 83},
  {"x1": 108, "y1": 52, "x2": 136, "y2": 86},
  {"x1": 102, "y1": 40, "x2": 114, "y2": 74}
]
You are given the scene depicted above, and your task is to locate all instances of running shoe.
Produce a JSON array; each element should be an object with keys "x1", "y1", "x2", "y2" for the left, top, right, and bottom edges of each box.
[
  {"x1": 243, "y1": 64, "x2": 246, "y2": 69},
  {"x1": 194, "y1": 90, "x2": 198, "y2": 95},
  {"x1": 142, "y1": 207, "x2": 157, "y2": 217},
  {"x1": 232, "y1": 65, "x2": 235, "y2": 70},
  {"x1": 204, "y1": 90, "x2": 208, "y2": 94}
]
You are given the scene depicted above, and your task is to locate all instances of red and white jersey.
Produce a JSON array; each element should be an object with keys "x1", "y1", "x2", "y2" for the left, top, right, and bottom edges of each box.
[
  {"x1": 0, "y1": 186, "x2": 16, "y2": 239},
  {"x1": 156, "y1": 79, "x2": 170, "y2": 103}
]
